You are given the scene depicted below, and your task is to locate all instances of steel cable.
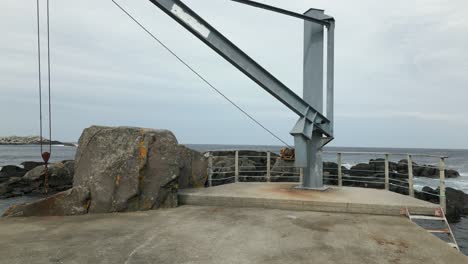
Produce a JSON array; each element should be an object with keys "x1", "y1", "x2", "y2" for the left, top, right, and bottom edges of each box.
[{"x1": 110, "y1": 0, "x2": 291, "y2": 147}]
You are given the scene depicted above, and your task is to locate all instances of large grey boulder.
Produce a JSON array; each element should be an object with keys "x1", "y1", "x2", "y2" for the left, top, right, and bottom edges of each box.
[
  {"x1": 73, "y1": 126, "x2": 180, "y2": 213},
  {"x1": 178, "y1": 145, "x2": 208, "y2": 189},
  {"x1": 2, "y1": 186, "x2": 90, "y2": 217}
]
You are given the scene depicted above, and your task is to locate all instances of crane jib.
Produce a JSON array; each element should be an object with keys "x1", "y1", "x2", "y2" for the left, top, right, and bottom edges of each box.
[{"x1": 147, "y1": 0, "x2": 332, "y2": 137}]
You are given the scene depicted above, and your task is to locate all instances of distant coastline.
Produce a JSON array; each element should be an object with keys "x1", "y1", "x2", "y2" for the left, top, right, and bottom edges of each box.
[{"x1": 0, "y1": 136, "x2": 76, "y2": 147}]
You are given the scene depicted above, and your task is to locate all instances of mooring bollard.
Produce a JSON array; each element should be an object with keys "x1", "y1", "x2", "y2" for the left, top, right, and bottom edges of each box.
[
  {"x1": 439, "y1": 157, "x2": 446, "y2": 211},
  {"x1": 266, "y1": 151, "x2": 271, "y2": 182},
  {"x1": 407, "y1": 154, "x2": 414, "y2": 197},
  {"x1": 235, "y1": 150, "x2": 239, "y2": 183},
  {"x1": 384, "y1": 154, "x2": 389, "y2": 190},
  {"x1": 337, "y1": 152, "x2": 342, "y2": 187},
  {"x1": 207, "y1": 152, "x2": 213, "y2": 187}
]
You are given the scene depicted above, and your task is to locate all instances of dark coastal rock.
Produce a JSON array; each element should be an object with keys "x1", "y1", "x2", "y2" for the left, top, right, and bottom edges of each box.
[
  {"x1": 349, "y1": 163, "x2": 374, "y2": 177},
  {"x1": 0, "y1": 161, "x2": 74, "y2": 198},
  {"x1": 211, "y1": 156, "x2": 236, "y2": 185},
  {"x1": 271, "y1": 158, "x2": 299, "y2": 182},
  {"x1": 209, "y1": 150, "x2": 278, "y2": 167},
  {"x1": 0, "y1": 165, "x2": 27, "y2": 182},
  {"x1": 323, "y1": 162, "x2": 347, "y2": 185},
  {"x1": 24, "y1": 162, "x2": 74, "y2": 191},
  {"x1": 209, "y1": 150, "x2": 277, "y2": 184},
  {"x1": 369, "y1": 158, "x2": 397, "y2": 172},
  {"x1": 2, "y1": 186, "x2": 90, "y2": 217},
  {"x1": 73, "y1": 126, "x2": 179, "y2": 213},
  {"x1": 446, "y1": 169, "x2": 460, "y2": 178},
  {"x1": 413, "y1": 166, "x2": 460, "y2": 178},
  {"x1": 0, "y1": 177, "x2": 23, "y2": 198},
  {"x1": 178, "y1": 145, "x2": 208, "y2": 188},
  {"x1": 20, "y1": 161, "x2": 45, "y2": 171},
  {"x1": 415, "y1": 186, "x2": 468, "y2": 222},
  {"x1": 238, "y1": 158, "x2": 259, "y2": 182}
]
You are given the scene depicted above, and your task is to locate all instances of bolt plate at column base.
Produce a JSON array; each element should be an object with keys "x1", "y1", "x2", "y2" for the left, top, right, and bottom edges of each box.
[{"x1": 294, "y1": 185, "x2": 330, "y2": 191}]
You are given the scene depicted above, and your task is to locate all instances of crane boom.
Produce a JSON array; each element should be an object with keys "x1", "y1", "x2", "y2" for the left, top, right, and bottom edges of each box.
[{"x1": 147, "y1": 0, "x2": 331, "y2": 137}]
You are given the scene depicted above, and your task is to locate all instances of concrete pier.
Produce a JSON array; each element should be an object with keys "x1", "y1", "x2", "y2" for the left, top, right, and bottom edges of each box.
[
  {"x1": 0, "y1": 205, "x2": 466, "y2": 263},
  {"x1": 179, "y1": 183, "x2": 439, "y2": 216},
  {"x1": 1, "y1": 183, "x2": 465, "y2": 263}
]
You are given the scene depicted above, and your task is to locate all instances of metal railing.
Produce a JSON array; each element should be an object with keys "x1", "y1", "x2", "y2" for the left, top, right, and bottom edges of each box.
[{"x1": 206, "y1": 150, "x2": 450, "y2": 210}]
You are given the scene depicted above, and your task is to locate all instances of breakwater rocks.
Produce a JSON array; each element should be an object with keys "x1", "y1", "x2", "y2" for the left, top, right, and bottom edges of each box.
[
  {"x1": 0, "y1": 136, "x2": 73, "y2": 146},
  {"x1": 0, "y1": 161, "x2": 74, "y2": 198},
  {"x1": 2, "y1": 126, "x2": 208, "y2": 217}
]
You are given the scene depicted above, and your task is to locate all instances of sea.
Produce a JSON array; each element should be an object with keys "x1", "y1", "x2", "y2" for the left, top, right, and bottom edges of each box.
[{"x1": 0, "y1": 144, "x2": 467, "y2": 254}]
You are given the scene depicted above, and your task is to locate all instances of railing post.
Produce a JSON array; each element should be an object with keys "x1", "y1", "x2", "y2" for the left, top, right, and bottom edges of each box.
[
  {"x1": 439, "y1": 157, "x2": 446, "y2": 211},
  {"x1": 384, "y1": 153, "x2": 389, "y2": 190},
  {"x1": 337, "y1": 152, "x2": 342, "y2": 187},
  {"x1": 266, "y1": 151, "x2": 271, "y2": 182},
  {"x1": 407, "y1": 154, "x2": 414, "y2": 197},
  {"x1": 207, "y1": 152, "x2": 213, "y2": 187},
  {"x1": 235, "y1": 151, "x2": 239, "y2": 183}
]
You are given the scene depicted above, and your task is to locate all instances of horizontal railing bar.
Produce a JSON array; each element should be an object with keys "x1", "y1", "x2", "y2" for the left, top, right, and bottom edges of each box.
[
  {"x1": 342, "y1": 179, "x2": 385, "y2": 184},
  {"x1": 347, "y1": 169, "x2": 385, "y2": 173},
  {"x1": 236, "y1": 155, "x2": 269, "y2": 158},
  {"x1": 211, "y1": 176, "x2": 236, "y2": 181},
  {"x1": 389, "y1": 183, "x2": 409, "y2": 189},
  {"x1": 416, "y1": 190, "x2": 440, "y2": 197},
  {"x1": 344, "y1": 175, "x2": 384, "y2": 180},
  {"x1": 324, "y1": 151, "x2": 447, "y2": 158},
  {"x1": 389, "y1": 178, "x2": 409, "y2": 184}
]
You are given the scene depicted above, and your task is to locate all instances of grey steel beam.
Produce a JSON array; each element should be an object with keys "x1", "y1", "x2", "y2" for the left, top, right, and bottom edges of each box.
[
  {"x1": 326, "y1": 21, "x2": 335, "y2": 134},
  {"x1": 147, "y1": 0, "x2": 331, "y2": 136},
  {"x1": 231, "y1": 0, "x2": 331, "y2": 26}
]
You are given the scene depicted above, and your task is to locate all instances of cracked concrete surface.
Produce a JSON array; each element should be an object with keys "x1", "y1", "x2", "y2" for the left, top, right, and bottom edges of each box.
[{"x1": 0, "y1": 205, "x2": 466, "y2": 264}]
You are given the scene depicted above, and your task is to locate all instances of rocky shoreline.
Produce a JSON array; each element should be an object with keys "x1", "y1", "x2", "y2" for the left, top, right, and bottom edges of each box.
[{"x1": 0, "y1": 136, "x2": 75, "y2": 146}]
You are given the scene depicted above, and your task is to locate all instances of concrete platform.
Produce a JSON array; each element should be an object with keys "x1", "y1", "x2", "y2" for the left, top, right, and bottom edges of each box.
[
  {"x1": 0, "y1": 205, "x2": 466, "y2": 264},
  {"x1": 179, "y1": 183, "x2": 439, "y2": 216}
]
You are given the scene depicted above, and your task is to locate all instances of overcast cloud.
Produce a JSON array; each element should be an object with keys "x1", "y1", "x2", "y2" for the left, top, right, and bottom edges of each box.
[{"x1": 1, "y1": 0, "x2": 467, "y2": 148}]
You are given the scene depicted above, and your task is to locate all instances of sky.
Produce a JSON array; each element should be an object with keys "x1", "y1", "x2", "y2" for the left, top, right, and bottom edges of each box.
[{"x1": 1, "y1": 0, "x2": 467, "y2": 149}]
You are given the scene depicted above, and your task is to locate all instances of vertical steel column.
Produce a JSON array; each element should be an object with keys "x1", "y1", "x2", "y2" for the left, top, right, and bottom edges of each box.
[
  {"x1": 384, "y1": 154, "x2": 390, "y2": 190},
  {"x1": 326, "y1": 21, "x2": 335, "y2": 135},
  {"x1": 439, "y1": 158, "x2": 446, "y2": 211},
  {"x1": 302, "y1": 9, "x2": 325, "y2": 188},
  {"x1": 337, "y1": 152, "x2": 342, "y2": 187},
  {"x1": 208, "y1": 152, "x2": 213, "y2": 187},
  {"x1": 407, "y1": 155, "x2": 414, "y2": 197},
  {"x1": 266, "y1": 151, "x2": 271, "y2": 182},
  {"x1": 235, "y1": 151, "x2": 239, "y2": 182}
]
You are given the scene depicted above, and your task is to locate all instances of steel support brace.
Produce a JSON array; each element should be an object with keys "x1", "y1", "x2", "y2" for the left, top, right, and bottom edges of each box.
[
  {"x1": 147, "y1": 0, "x2": 334, "y2": 189},
  {"x1": 147, "y1": 0, "x2": 331, "y2": 136}
]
